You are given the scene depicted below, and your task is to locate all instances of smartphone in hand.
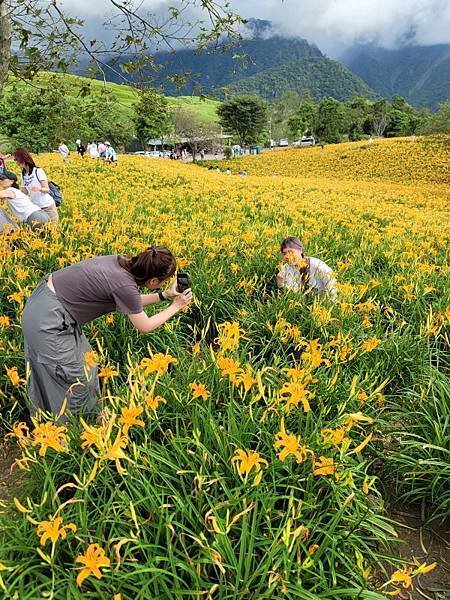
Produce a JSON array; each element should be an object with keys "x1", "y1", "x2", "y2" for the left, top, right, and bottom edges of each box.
[{"x1": 176, "y1": 272, "x2": 190, "y2": 293}]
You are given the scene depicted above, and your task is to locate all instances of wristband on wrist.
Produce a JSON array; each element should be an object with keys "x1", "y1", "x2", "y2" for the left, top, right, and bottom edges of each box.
[{"x1": 158, "y1": 290, "x2": 165, "y2": 302}]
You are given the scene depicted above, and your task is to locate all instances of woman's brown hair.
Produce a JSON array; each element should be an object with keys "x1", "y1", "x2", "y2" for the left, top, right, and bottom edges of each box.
[
  {"x1": 280, "y1": 236, "x2": 305, "y2": 255},
  {"x1": 12, "y1": 148, "x2": 37, "y2": 176},
  {"x1": 118, "y1": 246, "x2": 177, "y2": 285}
]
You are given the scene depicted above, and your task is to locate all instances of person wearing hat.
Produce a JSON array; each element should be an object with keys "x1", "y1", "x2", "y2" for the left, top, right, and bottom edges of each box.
[
  {"x1": 0, "y1": 170, "x2": 51, "y2": 231},
  {"x1": 75, "y1": 139, "x2": 86, "y2": 158},
  {"x1": 105, "y1": 141, "x2": 117, "y2": 163}
]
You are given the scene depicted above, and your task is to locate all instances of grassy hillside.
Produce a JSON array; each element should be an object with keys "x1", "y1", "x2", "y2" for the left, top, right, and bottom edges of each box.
[{"x1": 5, "y1": 72, "x2": 220, "y2": 123}]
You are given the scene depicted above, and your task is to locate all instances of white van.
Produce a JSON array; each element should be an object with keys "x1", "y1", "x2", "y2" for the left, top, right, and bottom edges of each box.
[
  {"x1": 299, "y1": 136, "x2": 315, "y2": 147},
  {"x1": 279, "y1": 139, "x2": 289, "y2": 147}
]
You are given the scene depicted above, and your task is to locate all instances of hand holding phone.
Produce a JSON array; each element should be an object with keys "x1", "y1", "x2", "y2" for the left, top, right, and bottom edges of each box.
[{"x1": 176, "y1": 272, "x2": 190, "y2": 293}]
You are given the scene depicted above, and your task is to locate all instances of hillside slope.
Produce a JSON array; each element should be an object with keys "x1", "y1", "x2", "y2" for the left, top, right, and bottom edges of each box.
[
  {"x1": 102, "y1": 36, "x2": 323, "y2": 96},
  {"x1": 210, "y1": 136, "x2": 449, "y2": 185},
  {"x1": 223, "y1": 57, "x2": 375, "y2": 101},
  {"x1": 5, "y1": 72, "x2": 219, "y2": 122}
]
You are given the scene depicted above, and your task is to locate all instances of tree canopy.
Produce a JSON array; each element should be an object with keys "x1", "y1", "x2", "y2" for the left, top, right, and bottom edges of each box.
[
  {"x1": 217, "y1": 96, "x2": 268, "y2": 146},
  {"x1": 133, "y1": 89, "x2": 173, "y2": 147}
]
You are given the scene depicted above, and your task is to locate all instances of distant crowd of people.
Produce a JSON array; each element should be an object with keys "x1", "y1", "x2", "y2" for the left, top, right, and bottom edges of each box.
[{"x1": 57, "y1": 140, "x2": 118, "y2": 163}]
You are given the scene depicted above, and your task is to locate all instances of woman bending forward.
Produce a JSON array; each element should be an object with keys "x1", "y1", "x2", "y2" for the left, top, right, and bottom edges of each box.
[{"x1": 21, "y1": 247, "x2": 192, "y2": 421}]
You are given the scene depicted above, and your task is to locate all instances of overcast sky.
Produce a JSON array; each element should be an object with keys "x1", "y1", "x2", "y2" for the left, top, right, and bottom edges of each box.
[{"x1": 61, "y1": 0, "x2": 450, "y2": 57}]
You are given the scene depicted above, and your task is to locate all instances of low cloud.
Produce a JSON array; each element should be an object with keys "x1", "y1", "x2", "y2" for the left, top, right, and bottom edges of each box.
[{"x1": 60, "y1": 0, "x2": 450, "y2": 56}]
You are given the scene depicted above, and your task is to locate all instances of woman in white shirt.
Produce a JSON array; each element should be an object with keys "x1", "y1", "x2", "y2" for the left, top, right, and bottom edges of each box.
[
  {"x1": 12, "y1": 148, "x2": 58, "y2": 223},
  {"x1": 87, "y1": 142, "x2": 100, "y2": 159},
  {"x1": 0, "y1": 170, "x2": 50, "y2": 230},
  {"x1": 276, "y1": 236, "x2": 337, "y2": 299}
]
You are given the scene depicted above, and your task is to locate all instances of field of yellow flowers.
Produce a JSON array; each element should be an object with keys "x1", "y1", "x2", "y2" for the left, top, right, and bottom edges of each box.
[{"x1": 0, "y1": 136, "x2": 449, "y2": 599}]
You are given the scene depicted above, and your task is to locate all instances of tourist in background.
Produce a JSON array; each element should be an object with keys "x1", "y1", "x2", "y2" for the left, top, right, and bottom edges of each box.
[
  {"x1": 98, "y1": 141, "x2": 107, "y2": 159},
  {"x1": 76, "y1": 139, "x2": 86, "y2": 158},
  {"x1": 57, "y1": 141, "x2": 70, "y2": 162},
  {"x1": 13, "y1": 148, "x2": 58, "y2": 223},
  {"x1": 105, "y1": 142, "x2": 117, "y2": 164},
  {"x1": 87, "y1": 142, "x2": 99, "y2": 159}
]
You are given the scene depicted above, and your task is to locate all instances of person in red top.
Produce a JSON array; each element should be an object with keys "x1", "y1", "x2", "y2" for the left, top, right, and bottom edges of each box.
[{"x1": 21, "y1": 246, "x2": 192, "y2": 421}]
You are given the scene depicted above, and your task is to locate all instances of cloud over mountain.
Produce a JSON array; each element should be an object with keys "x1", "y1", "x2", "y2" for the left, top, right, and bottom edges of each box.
[{"x1": 61, "y1": 0, "x2": 450, "y2": 56}]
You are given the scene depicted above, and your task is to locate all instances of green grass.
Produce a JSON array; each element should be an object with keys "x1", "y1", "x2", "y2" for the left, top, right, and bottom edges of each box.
[{"x1": 5, "y1": 72, "x2": 219, "y2": 123}]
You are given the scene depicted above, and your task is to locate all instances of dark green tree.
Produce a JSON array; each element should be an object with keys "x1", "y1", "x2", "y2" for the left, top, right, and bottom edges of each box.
[
  {"x1": 371, "y1": 98, "x2": 389, "y2": 136},
  {"x1": 345, "y1": 96, "x2": 372, "y2": 141},
  {"x1": 315, "y1": 97, "x2": 345, "y2": 143},
  {"x1": 288, "y1": 101, "x2": 317, "y2": 138},
  {"x1": 270, "y1": 91, "x2": 300, "y2": 139},
  {"x1": 133, "y1": 89, "x2": 173, "y2": 149},
  {"x1": 217, "y1": 96, "x2": 268, "y2": 146},
  {"x1": 417, "y1": 100, "x2": 450, "y2": 134},
  {"x1": 386, "y1": 96, "x2": 423, "y2": 137}
]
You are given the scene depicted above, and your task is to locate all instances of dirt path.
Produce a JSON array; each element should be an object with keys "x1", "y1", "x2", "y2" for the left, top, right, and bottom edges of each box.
[
  {"x1": 390, "y1": 507, "x2": 450, "y2": 599},
  {"x1": 0, "y1": 442, "x2": 23, "y2": 502}
]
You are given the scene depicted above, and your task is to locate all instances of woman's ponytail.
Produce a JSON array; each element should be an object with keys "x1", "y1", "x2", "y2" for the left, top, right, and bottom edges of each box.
[{"x1": 118, "y1": 246, "x2": 177, "y2": 284}]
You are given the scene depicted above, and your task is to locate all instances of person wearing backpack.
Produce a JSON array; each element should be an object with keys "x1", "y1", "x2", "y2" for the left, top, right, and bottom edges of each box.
[{"x1": 12, "y1": 148, "x2": 59, "y2": 223}]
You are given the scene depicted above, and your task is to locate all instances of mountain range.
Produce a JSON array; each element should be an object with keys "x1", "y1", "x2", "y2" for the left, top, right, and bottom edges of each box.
[
  {"x1": 84, "y1": 19, "x2": 449, "y2": 109},
  {"x1": 342, "y1": 44, "x2": 450, "y2": 109}
]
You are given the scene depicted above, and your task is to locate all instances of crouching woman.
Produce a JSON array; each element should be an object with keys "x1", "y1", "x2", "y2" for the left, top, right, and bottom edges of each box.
[
  {"x1": 0, "y1": 170, "x2": 50, "y2": 231},
  {"x1": 276, "y1": 236, "x2": 337, "y2": 299},
  {"x1": 21, "y1": 247, "x2": 192, "y2": 421}
]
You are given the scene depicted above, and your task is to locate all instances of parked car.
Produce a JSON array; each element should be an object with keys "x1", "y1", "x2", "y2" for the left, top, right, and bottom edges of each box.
[
  {"x1": 278, "y1": 139, "x2": 289, "y2": 147},
  {"x1": 132, "y1": 150, "x2": 171, "y2": 158},
  {"x1": 293, "y1": 136, "x2": 315, "y2": 147}
]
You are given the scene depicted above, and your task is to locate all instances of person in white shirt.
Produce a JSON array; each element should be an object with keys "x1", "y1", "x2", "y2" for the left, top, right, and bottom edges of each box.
[
  {"x1": 276, "y1": 236, "x2": 337, "y2": 299},
  {"x1": 12, "y1": 147, "x2": 58, "y2": 223},
  {"x1": 0, "y1": 170, "x2": 50, "y2": 231},
  {"x1": 87, "y1": 142, "x2": 100, "y2": 159},
  {"x1": 57, "y1": 142, "x2": 70, "y2": 162}
]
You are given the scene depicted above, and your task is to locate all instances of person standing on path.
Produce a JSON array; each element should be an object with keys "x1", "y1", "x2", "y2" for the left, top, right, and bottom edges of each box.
[
  {"x1": 21, "y1": 247, "x2": 192, "y2": 421},
  {"x1": 12, "y1": 148, "x2": 59, "y2": 223},
  {"x1": 0, "y1": 170, "x2": 50, "y2": 231}
]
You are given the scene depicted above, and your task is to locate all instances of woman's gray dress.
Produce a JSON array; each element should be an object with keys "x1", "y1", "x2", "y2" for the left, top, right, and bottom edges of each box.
[{"x1": 21, "y1": 279, "x2": 100, "y2": 421}]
